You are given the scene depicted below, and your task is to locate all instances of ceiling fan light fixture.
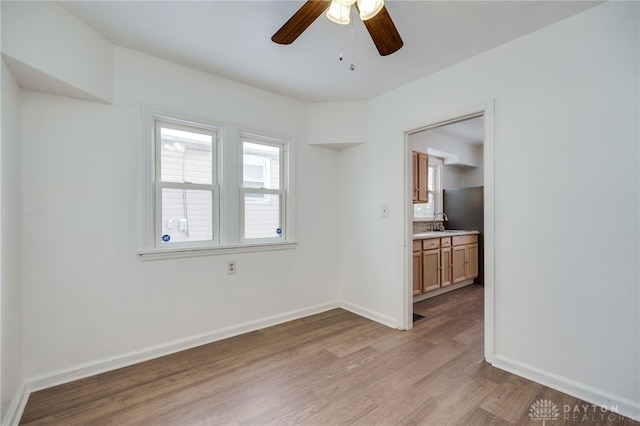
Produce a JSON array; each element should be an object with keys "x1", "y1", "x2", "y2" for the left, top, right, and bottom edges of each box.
[
  {"x1": 326, "y1": 1, "x2": 351, "y2": 25},
  {"x1": 335, "y1": 0, "x2": 356, "y2": 5},
  {"x1": 357, "y1": 0, "x2": 384, "y2": 20}
]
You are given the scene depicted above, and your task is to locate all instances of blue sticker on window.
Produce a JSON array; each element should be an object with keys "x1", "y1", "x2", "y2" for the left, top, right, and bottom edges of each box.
[
  {"x1": 276, "y1": 228, "x2": 282, "y2": 235},
  {"x1": 162, "y1": 234, "x2": 171, "y2": 242}
]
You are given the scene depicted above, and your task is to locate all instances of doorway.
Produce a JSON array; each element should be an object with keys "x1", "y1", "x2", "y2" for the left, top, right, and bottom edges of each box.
[{"x1": 404, "y1": 103, "x2": 495, "y2": 364}]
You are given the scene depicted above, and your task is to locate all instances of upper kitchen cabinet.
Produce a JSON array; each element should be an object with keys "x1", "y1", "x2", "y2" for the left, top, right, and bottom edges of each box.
[{"x1": 413, "y1": 151, "x2": 429, "y2": 203}]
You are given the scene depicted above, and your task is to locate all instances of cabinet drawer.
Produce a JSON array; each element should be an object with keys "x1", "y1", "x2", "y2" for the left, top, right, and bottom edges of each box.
[
  {"x1": 452, "y1": 234, "x2": 478, "y2": 246},
  {"x1": 440, "y1": 237, "x2": 451, "y2": 248},
  {"x1": 412, "y1": 240, "x2": 422, "y2": 252},
  {"x1": 422, "y1": 238, "x2": 440, "y2": 250}
]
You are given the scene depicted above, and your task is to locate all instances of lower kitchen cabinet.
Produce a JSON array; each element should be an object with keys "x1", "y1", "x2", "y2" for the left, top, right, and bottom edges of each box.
[
  {"x1": 422, "y1": 249, "x2": 441, "y2": 292},
  {"x1": 412, "y1": 251, "x2": 422, "y2": 296},
  {"x1": 413, "y1": 233, "x2": 478, "y2": 297},
  {"x1": 441, "y1": 246, "x2": 453, "y2": 287},
  {"x1": 452, "y1": 235, "x2": 479, "y2": 283}
]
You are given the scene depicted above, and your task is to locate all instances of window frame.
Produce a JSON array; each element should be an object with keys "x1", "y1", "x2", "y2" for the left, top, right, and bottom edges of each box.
[
  {"x1": 239, "y1": 134, "x2": 288, "y2": 243},
  {"x1": 154, "y1": 119, "x2": 220, "y2": 248},
  {"x1": 413, "y1": 156, "x2": 443, "y2": 221},
  {"x1": 139, "y1": 107, "x2": 296, "y2": 261}
]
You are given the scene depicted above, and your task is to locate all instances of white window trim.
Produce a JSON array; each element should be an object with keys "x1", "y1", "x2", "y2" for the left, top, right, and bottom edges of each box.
[
  {"x1": 413, "y1": 155, "x2": 444, "y2": 222},
  {"x1": 239, "y1": 134, "x2": 288, "y2": 243},
  {"x1": 154, "y1": 118, "x2": 220, "y2": 248},
  {"x1": 138, "y1": 106, "x2": 296, "y2": 261},
  {"x1": 139, "y1": 241, "x2": 297, "y2": 261}
]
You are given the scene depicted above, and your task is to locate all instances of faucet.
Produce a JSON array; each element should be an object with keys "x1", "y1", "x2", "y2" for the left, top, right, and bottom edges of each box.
[{"x1": 432, "y1": 212, "x2": 448, "y2": 231}]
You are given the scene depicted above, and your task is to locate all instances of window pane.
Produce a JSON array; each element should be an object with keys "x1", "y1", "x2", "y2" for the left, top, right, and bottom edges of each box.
[
  {"x1": 160, "y1": 127, "x2": 213, "y2": 184},
  {"x1": 243, "y1": 142, "x2": 280, "y2": 190},
  {"x1": 244, "y1": 193, "x2": 282, "y2": 239},
  {"x1": 161, "y1": 188, "x2": 213, "y2": 243},
  {"x1": 414, "y1": 193, "x2": 436, "y2": 218},
  {"x1": 427, "y1": 165, "x2": 435, "y2": 191}
]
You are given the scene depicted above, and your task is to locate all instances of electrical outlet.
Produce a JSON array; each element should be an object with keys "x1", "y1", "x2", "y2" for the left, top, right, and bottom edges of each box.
[{"x1": 227, "y1": 260, "x2": 236, "y2": 275}]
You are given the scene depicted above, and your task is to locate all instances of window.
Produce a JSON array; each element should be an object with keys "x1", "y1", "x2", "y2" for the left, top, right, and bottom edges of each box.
[
  {"x1": 141, "y1": 109, "x2": 294, "y2": 259},
  {"x1": 241, "y1": 136, "x2": 286, "y2": 241},
  {"x1": 414, "y1": 156, "x2": 443, "y2": 220},
  {"x1": 155, "y1": 120, "x2": 219, "y2": 247}
]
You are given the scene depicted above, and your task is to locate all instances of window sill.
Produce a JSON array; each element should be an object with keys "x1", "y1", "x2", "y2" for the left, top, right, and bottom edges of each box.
[{"x1": 139, "y1": 241, "x2": 297, "y2": 261}]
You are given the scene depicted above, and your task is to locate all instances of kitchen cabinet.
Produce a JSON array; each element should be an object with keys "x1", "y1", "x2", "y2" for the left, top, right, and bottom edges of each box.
[
  {"x1": 440, "y1": 237, "x2": 453, "y2": 287},
  {"x1": 413, "y1": 233, "x2": 478, "y2": 297},
  {"x1": 452, "y1": 235, "x2": 479, "y2": 283},
  {"x1": 412, "y1": 237, "x2": 443, "y2": 295},
  {"x1": 412, "y1": 151, "x2": 429, "y2": 203},
  {"x1": 421, "y1": 238, "x2": 441, "y2": 292},
  {"x1": 412, "y1": 240, "x2": 422, "y2": 296}
]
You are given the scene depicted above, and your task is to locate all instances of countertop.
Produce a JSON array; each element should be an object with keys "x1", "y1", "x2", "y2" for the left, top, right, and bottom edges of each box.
[{"x1": 413, "y1": 230, "x2": 479, "y2": 239}]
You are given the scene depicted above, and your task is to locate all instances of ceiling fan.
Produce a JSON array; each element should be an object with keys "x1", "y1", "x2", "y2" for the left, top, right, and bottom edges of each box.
[{"x1": 271, "y1": 0, "x2": 403, "y2": 57}]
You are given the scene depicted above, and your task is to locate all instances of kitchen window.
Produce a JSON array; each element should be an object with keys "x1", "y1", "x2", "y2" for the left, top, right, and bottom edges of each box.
[
  {"x1": 140, "y1": 109, "x2": 295, "y2": 260},
  {"x1": 414, "y1": 156, "x2": 443, "y2": 220}
]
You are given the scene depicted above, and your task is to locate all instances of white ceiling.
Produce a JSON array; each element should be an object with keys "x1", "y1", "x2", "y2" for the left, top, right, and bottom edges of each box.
[
  {"x1": 58, "y1": 0, "x2": 600, "y2": 103},
  {"x1": 430, "y1": 116, "x2": 485, "y2": 146}
]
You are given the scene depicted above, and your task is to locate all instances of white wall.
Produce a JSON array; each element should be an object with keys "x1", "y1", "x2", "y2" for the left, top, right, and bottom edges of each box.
[
  {"x1": 20, "y1": 46, "x2": 341, "y2": 385},
  {"x1": 6, "y1": 0, "x2": 640, "y2": 422},
  {"x1": 339, "y1": 1, "x2": 639, "y2": 417},
  {"x1": 411, "y1": 129, "x2": 482, "y2": 167},
  {"x1": 1, "y1": 1, "x2": 113, "y2": 103},
  {"x1": 308, "y1": 101, "x2": 368, "y2": 149},
  {"x1": 410, "y1": 128, "x2": 484, "y2": 189},
  {"x1": 457, "y1": 160, "x2": 483, "y2": 188},
  {"x1": 1, "y1": 59, "x2": 23, "y2": 424}
]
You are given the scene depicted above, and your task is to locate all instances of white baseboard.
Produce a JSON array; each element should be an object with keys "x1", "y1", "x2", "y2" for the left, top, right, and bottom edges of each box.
[
  {"x1": 9, "y1": 300, "x2": 402, "y2": 424},
  {"x1": 339, "y1": 301, "x2": 400, "y2": 329},
  {"x1": 3, "y1": 382, "x2": 29, "y2": 426},
  {"x1": 14, "y1": 300, "x2": 341, "y2": 423},
  {"x1": 13, "y1": 304, "x2": 637, "y2": 424},
  {"x1": 491, "y1": 354, "x2": 640, "y2": 422}
]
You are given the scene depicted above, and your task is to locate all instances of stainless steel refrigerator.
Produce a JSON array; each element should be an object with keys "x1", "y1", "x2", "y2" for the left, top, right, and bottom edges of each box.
[{"x1": 443, "y1": 186, "x2": 484, "y2": 285}]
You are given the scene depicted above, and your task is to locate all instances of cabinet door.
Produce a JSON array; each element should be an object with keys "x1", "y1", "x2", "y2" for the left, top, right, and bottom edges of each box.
[
  {"x1": 441, "y1": 247, "x2": 452, "y2": 287},
  {"x1": 422, "y1": 249, "x2": 440, "y2": 292},
  {"x1": 465, "y1": 243, "x2": 479, "y2": 279},
  {"x1": 452, "y1": 245, "x2": 467, "y2": 283},
  {"x1": 412, "y1": 251, "x2": 422, "y2": 296},
  {"x1": 417, "y1": 153, "x2": 429, "y2": 202}
]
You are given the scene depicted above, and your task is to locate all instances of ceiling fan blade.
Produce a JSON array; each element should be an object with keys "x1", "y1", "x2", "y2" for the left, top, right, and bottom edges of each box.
[
  {"x1": 360, "y1": 5, "x2": 403, "y2": 56},
  {"x1": 272, "y1": 0, "x2": 331, "y2": 45}
]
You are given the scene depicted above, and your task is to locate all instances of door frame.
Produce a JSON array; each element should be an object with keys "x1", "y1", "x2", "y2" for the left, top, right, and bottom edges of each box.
[{"x1": 403, "y1": 100, "x2": 495, "y2": 364}]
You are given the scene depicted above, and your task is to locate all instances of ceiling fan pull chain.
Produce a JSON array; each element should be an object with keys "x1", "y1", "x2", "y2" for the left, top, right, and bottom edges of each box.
[
  {"x1": 340, "y1": 3, "x2": 349, "y2": 61},
  {"x1": 350, "y1": 22, "x2": 356, "y2": 70},
  {"x1": 339, "y1": 19, "x2": 344, "y2": 61}
]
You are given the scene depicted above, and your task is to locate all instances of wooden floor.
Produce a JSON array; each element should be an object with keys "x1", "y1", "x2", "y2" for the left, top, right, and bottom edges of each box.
[{"x1": 21, "y1": 284, "x2": 637, "y2": 425}]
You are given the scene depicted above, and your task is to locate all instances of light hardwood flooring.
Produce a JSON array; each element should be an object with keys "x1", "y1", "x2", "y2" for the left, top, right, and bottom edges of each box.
[{"x1": 21, "y1": 285, "x2": 638, "y2": 425}]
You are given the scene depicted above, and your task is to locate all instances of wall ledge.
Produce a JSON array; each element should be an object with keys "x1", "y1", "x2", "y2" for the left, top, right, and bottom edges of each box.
[{"x1": 2, "y1": 55, "x2": 112, "y2": 104}]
